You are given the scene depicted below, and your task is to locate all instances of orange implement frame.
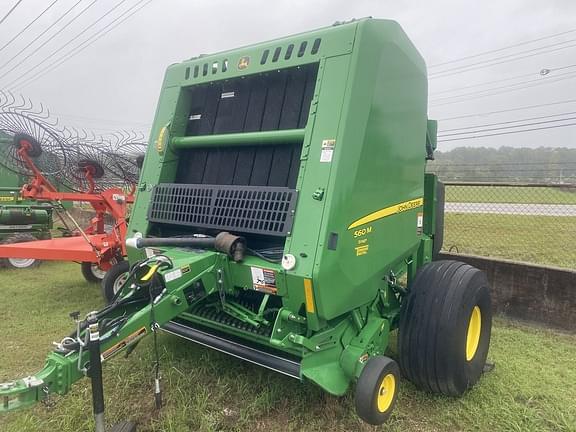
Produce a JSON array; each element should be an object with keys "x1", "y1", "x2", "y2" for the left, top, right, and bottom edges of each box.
[{"x1": 0, "y1": 140, "x2": 134, "y2": 271}]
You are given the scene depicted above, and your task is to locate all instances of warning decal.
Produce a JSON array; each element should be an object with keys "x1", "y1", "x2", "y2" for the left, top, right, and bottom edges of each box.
[
  {"x1": 164, "y1": 268, "x2": 182, "y2": 282},
  {"x1": 320, "y1": 139, "x2": 335, "y2": 163},
  {"x1": 250, "y1": 267, "x2": 277, "y2": 293},
  {"x1": 417, "y1": 212, "x2": 424, "y2": 235}
]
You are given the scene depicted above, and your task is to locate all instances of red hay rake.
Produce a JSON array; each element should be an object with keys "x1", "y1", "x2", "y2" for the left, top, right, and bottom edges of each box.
[{"x1": 0, "y1": 92, "x2": 146, "y2": 282}]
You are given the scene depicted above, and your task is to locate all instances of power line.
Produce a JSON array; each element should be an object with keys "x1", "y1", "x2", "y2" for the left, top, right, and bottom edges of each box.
[
  {"x1": 439, "y1": 111, "x2": 576, "y2": 133},
  {"x1": 12, "y1": 0, "x2": 151, "y2": 90},
  {"x1": 0, "y1": 0, "x2": 81, "y2": 71},
  {"x1": 431, "y1": 71, "x2": 537, "y2": 97},
  {"x1": 0, "y1": 0, "x2": 59, "y2": 54},
  {"x1": 439, "y1": 116, "x2": 576, "y2": 137},
  {"x1": 0, "y1": 0, "x2": 97, "y2": 81},
  {"x1": 12, "y1": 0, "x2": 154, "y2": 91},
  {"x1": 430, "y1": 27, "x2": 576, "y2": 68},
  {"x1": 430, "y1": 72, "x2": 576, "y2": 107},
  {"x1": 430, "y1": 37, "x2": 576, "y2": 76},
  {"x1": 431, "y1": 71, "x2": 576, "y2": 103},
  {"x1": 0, "y1": 0, "x2": 24, "y2": 26},
  {"x1": 438, "y1": 122, "x2": 576, "y2": 142},
  {"x1": 430, "y1": 41, "x2": 576, "y2": 80},
  {"x1": 432, "y1": 72, "x2": 574, "y2": 102},
  {"x1": 430, "y1": 63, "x2": 576, "y2": 97},
  {"x1": 4, "y1": 0, "x2": 132, "y2": 88},
  {"x1": 437, "y1": 100, "x2": 576, "y2": 122},
  {"x1": 54, "y1": 112, "x2": 150, "y2": 127}
]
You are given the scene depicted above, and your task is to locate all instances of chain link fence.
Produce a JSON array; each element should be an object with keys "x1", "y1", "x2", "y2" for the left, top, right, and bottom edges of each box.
[{"x1": 441, "y1": 182, "x2": 576, "y2": 269}]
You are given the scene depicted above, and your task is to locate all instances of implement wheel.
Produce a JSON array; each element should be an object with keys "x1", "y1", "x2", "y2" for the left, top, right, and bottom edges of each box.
[
  {"x1": 101, "y1": 260, "x2": 130, "y2": 303},
  {"x1": 398, "y1": 260, "x2": 492, "y2": 396},
  {"x1": 81, "y1": 261, "x2": 107, "y2": 283},
  {"x1": 0, "y1": 233, "x2": 42, "y2": 269},
  {"x1": 355, "y1": 356, "x2": 399, "y2": 425}
]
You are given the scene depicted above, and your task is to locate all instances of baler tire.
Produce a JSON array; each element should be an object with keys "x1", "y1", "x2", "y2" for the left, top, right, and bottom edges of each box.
[
  {"x1": 354, "y1": 356, "x2": 400, "y2": 425},
  {"x1": 81, "y1": 261, "x2": 106, "y2": 283},
  {"x1": 0, "y1": 233, "x2": 42, "y2": 269},
  {"x1": 398, "y1": 260, "x2": 492, "y2": 396},
  {"x1": 101, "y1": 260, "x2": 130, "y2": 304}
]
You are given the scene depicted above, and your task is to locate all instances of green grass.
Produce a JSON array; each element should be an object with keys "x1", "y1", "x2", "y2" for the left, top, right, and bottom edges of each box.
[
  {"x1": 444, "y1": 213, "x2": 576, "y2": 268},
  {"x1": 1, "y1": 262, "x2": 576, "y2": 431},
  {"x1": 445, "y1": 185, "x2": 576, "y2": 204}
]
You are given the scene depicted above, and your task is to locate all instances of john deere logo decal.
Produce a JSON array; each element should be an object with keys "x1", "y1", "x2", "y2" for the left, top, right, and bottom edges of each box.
[{"x1": 238, "y1": 56, "x2": 250, "y2": 70}]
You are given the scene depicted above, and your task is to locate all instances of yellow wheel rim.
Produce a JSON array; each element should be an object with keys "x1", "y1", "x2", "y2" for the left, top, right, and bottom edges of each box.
[
  {"x1": 466, "y1": 306, "x2": 482, "y2": 361},
  {"x1": 377, "y1": 373, "x2": 396, "y2": 412}
]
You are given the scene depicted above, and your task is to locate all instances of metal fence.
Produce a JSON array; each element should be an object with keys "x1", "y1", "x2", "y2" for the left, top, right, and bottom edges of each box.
[{"x1": 441, "y1": 182, "x2": 576, "y2": 269}]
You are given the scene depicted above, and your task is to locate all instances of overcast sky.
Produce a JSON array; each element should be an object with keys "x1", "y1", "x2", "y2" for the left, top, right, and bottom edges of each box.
[{"x1": 1, "y1": 0, "x2": 575, "y2": 150}]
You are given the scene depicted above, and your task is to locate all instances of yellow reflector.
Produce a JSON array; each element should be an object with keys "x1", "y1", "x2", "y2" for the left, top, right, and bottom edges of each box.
[
  {"x1": 304, "y1": 279, "x2": 315, "y2": 313},
  {"x1": 156, "y1": 126, "x2": 168, "y2": 153}
]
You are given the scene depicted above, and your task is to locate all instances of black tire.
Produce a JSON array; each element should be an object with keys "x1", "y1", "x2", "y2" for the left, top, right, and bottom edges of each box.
[
  {"x1": 81, "y1": 261, "x2": 106, "y2": 283},
  {"x1": 355, "y1": 356, "x2": 400, "y2": 425},
  {"x1": 433, "y1": 180, "x2": 445, "y2": 259},
  {"x1": 101, "y1": 260, "x2": 130, "y2": 303},
  {"x1": 0, "y1": 233, "x2": 42, "y2": 269},
  {"x1": 398, "y1": 260, "x2": 492, "y2": 396}
]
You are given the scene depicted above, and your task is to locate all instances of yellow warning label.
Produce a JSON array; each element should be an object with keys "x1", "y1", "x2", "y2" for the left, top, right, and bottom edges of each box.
[{"x1": 355, "y1": 245, "x2": 369, "y2": 256}]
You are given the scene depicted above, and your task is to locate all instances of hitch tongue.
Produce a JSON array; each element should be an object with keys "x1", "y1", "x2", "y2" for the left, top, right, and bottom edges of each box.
[{"x1": 0, "y1": 376, "x2": 45, "y2": 412}]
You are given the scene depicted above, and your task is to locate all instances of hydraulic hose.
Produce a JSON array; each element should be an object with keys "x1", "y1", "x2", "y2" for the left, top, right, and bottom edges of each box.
[{"x1": 128, "y1": 237, "x2": 216, "y2": 249}]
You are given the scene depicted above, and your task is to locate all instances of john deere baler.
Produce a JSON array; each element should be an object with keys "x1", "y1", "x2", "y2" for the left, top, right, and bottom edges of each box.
[{"x1": 1, "y1": 18, "x2": 491, "y2": 427}]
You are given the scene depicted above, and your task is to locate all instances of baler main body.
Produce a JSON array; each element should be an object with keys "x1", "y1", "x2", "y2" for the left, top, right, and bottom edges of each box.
[{"x1": 127, "y1": 18, "x2": 437, "y2": 394}]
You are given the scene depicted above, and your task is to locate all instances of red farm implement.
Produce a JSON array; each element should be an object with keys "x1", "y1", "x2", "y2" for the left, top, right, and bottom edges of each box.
[{"x1": 0, "y1": 92, "x2": 145, "y2": 286}]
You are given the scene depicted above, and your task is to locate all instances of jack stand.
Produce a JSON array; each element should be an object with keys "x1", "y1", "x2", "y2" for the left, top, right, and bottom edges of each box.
[
  {"x1": 86, "y1": 312, "x2": 137, "y2": 432},
  {"x1": 86, "y1": 313, "x2": 106, "y2": 432}
]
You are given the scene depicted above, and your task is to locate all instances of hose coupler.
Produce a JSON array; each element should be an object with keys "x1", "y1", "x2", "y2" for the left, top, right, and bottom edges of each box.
[{"x1": 214, "y1": 232, "x2": 245, "y2": 262}]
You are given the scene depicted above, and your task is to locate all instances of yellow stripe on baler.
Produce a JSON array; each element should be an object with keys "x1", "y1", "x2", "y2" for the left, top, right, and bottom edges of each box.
[{"x1": 347, "y1": 197, "x2": 424, "y2": 230}]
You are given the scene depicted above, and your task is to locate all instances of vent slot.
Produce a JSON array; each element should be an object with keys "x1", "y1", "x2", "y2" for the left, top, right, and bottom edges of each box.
[
  {"x1": 148, "y1": 184, "x2": 298, "y2": 236},
  {"x1": 311, "y1": 38, "x2": 321, "y2": 54}
]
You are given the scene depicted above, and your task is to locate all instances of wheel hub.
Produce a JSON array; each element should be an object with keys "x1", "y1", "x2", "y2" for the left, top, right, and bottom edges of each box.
[
  {"x1": 377, "y1": 374, "x2": 395, "y2": 412},
  {"x1": 466, "y1": 306, "x2": 482, "y2": 361},
  {"x1": 8, "y1": 257, "x2": 37, "y2": 268},
  {"x1": 90, "y1": 264, "x2": 107, "y2": 280}
]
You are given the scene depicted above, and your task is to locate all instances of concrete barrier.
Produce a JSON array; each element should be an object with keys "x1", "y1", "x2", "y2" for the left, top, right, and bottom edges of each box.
[{"x1": 439, "y1": 253, "x2": 576, "y2": 332}]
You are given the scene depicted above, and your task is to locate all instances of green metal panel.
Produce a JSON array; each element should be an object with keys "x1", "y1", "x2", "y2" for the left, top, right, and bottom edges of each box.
[{"x1": 306, "y1": 20, "x2": 428, "y2": 319}]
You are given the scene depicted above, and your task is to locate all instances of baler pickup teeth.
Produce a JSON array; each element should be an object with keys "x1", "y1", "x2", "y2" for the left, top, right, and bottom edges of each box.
[{"x1": 189, "y1": 303, "x2": 274, "y2": 337}]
